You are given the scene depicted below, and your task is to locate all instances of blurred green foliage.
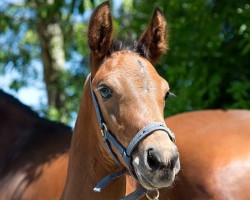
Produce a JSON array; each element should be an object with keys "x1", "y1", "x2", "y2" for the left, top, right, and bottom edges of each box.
[{"x1": 0, "y1": 0, "x2": 249, "y2": 124}]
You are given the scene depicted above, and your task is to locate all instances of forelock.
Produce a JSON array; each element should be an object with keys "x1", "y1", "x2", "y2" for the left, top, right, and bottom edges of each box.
[{"x1": 108, "y1": 39, "x2": 149, "y2": 59}]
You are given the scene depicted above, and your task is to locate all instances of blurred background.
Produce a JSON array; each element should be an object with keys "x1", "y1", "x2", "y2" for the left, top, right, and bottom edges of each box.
[{"x1": 1, "y1": 0, "x2": 249, "y2": 126}]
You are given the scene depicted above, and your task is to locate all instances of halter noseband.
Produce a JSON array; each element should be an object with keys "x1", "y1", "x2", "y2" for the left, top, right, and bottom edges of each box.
[{"x1": 90, "y1": 76, "x2": 175, "y2": 200}]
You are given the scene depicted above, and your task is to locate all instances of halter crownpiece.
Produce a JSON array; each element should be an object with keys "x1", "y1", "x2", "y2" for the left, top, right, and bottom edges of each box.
[{"x1": 90, "y1": 76, "x2": 175, "y2": 200}]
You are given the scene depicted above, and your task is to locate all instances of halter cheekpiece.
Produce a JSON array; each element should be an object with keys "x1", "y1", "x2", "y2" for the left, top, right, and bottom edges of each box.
[{"x1": 90, "y1": 76, "x2": 175, "y2": 200}]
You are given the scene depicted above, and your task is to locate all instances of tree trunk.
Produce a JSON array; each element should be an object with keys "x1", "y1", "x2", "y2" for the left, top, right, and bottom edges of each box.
[{"x1": 37, "y1": 21, "x2": 67, "y2": 122}]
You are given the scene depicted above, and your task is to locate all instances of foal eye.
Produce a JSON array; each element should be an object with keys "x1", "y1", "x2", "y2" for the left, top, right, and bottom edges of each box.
[
  {"x1": 100, "y1": 86, "x2": 113, "y2": 99},
  {"x1": 164, "y1": 91, "x2": 170, "y2": 101}
]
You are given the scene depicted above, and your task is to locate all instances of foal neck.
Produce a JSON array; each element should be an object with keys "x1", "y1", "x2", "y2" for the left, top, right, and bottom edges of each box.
[{"x1": 62, "y1": 77, "x2": 126, "y2": 200}]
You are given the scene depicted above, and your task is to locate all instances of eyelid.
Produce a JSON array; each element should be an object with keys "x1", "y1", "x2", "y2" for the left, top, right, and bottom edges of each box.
[{"x1": 97, "y1": 84, "x2": 109, "y2": 91}]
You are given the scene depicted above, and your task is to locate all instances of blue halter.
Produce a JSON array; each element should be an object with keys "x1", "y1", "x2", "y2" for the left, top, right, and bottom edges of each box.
[{"x1": 90, "y1": 76, "x2": 175, "y2": 200}]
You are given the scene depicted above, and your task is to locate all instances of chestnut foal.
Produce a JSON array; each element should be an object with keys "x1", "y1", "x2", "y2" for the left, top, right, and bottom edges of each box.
[{"x1": 62, "y1": 1, "x2": 180, "y2": 200}]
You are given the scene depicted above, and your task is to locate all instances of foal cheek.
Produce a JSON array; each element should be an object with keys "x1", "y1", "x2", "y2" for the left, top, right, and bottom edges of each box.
[
  {"x1": 109, "y1": 114, "x2": 122, "y2": 133},
  {"x1": 110, "y1": 114, "x2": 118, "y2": 126},
  {"x1": 109, "y1": 113, "x2": 129, "y2": 142}
]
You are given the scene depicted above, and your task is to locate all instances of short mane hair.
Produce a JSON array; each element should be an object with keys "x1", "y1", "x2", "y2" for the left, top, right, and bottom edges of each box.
[{"x1": 108, "y1": 39, "x2": 149, "y2": 59}]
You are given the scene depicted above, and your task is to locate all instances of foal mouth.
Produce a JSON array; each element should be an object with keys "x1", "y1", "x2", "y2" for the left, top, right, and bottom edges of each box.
[
  {"x1": 139, "y1": 173, "x2": 158, "y2": 190},
  {"x1": 135, "y1": 168, "x2": 176, "y2": 190}
]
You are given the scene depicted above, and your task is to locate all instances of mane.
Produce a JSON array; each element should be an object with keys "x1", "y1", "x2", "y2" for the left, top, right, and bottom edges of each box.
[{"x1": 108, "y1": 39, "x2": 149, "y2": 59}]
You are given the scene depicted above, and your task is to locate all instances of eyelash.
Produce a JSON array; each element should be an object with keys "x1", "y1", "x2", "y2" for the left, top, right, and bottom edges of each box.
[{"x1": 164, "y1": 91, "x2": 175, "y2": 101}]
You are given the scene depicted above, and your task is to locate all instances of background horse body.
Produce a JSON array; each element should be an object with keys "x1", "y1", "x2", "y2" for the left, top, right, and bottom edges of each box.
[
  {"x1": 0, "y1": 89, "x2": 71, "y2": 200},
  {"x1": 161, "y1": 110, "x2": 250, "y2": 200}
]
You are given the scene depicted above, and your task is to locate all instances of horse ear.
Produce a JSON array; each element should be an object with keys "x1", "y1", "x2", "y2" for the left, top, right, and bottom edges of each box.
[
  {"x1": 139, "y1": 8, "x2": 167, "y2": 63},
  {"x1": 88, "y1": 1, "x2": 113, "y2": 59}
]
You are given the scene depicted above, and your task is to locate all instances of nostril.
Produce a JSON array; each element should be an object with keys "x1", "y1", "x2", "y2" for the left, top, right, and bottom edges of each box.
[
  {"x1": 168, "y1": 153, "x2": 179, "y2": 170},
  {"x1": 147, "y1": 148, "x2": 160, "y2": 171}
]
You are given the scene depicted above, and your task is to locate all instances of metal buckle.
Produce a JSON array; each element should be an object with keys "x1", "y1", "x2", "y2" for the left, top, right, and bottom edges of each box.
[{"x1": 100, "y1": 122, "x2": 108, "y2": 137}]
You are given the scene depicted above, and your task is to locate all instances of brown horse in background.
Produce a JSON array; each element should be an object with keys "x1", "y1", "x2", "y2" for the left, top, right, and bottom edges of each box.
[
  {"x1": 0, "y1": 89, "x2": 71, "y2": 200},
  {"x1": 161, "y1": 110, "x2": 250, "y2": 200}
]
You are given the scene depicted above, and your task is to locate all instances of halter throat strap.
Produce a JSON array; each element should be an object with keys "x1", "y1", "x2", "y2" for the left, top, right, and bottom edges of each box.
[{"x1": 90, "y1": 76, "x2": 175, "y2": 199}]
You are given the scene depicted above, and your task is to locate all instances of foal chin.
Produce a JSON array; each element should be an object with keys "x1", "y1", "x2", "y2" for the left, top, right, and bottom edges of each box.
[{"x1": 132, "y1": 130, "x2": 180, "y2": 190}]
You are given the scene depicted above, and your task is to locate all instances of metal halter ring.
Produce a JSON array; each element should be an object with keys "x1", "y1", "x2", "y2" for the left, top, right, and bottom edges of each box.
[
  {"x1": 146, "y1": 189, "x2": 160, "y2": 200},
  {"x1": 100, "y1": 123, "x2": 108, "y2": 137}
]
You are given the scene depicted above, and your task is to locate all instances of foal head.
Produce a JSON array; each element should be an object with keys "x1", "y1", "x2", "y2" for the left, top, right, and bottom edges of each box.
[{"x1": 88, "y1": 2, "x2": 180, "y2": 190}]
